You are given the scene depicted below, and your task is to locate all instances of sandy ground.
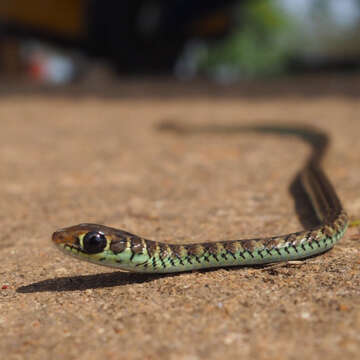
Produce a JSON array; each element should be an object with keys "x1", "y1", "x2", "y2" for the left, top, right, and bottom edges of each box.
[{"x1": 0, "y1": 75, "x2": 360, "y2": 360}]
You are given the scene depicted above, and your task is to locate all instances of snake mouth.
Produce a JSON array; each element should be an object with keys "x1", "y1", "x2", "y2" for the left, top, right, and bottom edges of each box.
[
  {"x1": 52, "y1": 232, "x2": 86, "y2": 257},
  {"x1": 62, "y1": 243, "x2": 81, "y2": 253}
]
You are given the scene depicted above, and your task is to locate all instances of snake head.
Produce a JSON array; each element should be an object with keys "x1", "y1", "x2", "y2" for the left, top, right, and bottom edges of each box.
[
  {"x1": 52, "y1": 223, "x2": 133, "y2": 258},
  {"x1": 53, "y1": 223, "x2": 152, "y2": 271},
  {"x1": 52, "y1": 223, "x2": 110, "y2": 254}
]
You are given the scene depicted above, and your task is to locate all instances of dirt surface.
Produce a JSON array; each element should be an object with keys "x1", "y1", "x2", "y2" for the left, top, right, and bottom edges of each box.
[{"x1": 1, "y1": 75, "x2": 360, "y2": 360}]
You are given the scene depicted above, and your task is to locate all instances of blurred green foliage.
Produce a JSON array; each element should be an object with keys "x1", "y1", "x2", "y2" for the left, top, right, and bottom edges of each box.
[{"x1": 199, "y1": 0, "x2": 294, "y2": 79}]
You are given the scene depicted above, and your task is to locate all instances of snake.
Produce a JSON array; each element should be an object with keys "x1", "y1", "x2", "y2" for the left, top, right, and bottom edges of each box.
[{"x1": 52, "y1": 124, "x2": 349, "y2": 273}]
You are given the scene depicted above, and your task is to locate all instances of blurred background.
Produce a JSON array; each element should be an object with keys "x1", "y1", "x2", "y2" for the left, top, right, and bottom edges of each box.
[{"x1": 0, "y1": 0, "x2": 359, "y2": 85}]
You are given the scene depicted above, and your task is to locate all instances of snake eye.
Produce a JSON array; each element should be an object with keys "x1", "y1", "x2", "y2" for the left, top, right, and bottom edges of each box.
[{"x1": 82, "y1": 232, "x2": 107, "y2": 254}]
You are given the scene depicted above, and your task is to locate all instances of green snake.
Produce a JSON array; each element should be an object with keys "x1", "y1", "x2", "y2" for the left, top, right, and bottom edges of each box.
[{"x1": 52, "y1": 124, "x2": 349, "y2": 273}]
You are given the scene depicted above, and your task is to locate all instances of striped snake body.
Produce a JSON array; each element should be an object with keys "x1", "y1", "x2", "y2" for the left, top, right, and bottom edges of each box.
[{"x1": 52, "y1": 125, "x2": 348, "y2": 273}]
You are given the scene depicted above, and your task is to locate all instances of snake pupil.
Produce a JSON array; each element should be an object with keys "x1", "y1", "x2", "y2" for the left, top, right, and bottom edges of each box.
[{"x1": 82, "y1": 232, "x2": 107, "y2": 254}]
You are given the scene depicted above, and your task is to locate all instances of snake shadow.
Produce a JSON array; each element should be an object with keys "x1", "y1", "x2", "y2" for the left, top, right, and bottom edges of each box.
[
  {"x1": 158, "y1": 121, "x2": 324, "y2": 230},
  {"x1": 16, "y1": 271, "x2": 167, "y2": 293}
]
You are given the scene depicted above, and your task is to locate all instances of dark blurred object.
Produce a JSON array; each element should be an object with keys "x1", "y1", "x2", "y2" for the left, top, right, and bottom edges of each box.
[
  {"x1": 289, "y1": 56, "x2": 360, "y2": 74},
  {"x1": 0, "y1": 37, "x2": 23, "y2": 77},
  {"x1": 0, "y1": 0, "x2": 238, "y2": 73},
  {"x1": 0, "y1": 0, "x2": 86, "y2": 44}
]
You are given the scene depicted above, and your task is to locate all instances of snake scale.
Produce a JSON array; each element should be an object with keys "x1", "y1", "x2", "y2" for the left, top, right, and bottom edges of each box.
[{"x1": 52, "y1": 124, "x2": 349, "y2": 273}]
